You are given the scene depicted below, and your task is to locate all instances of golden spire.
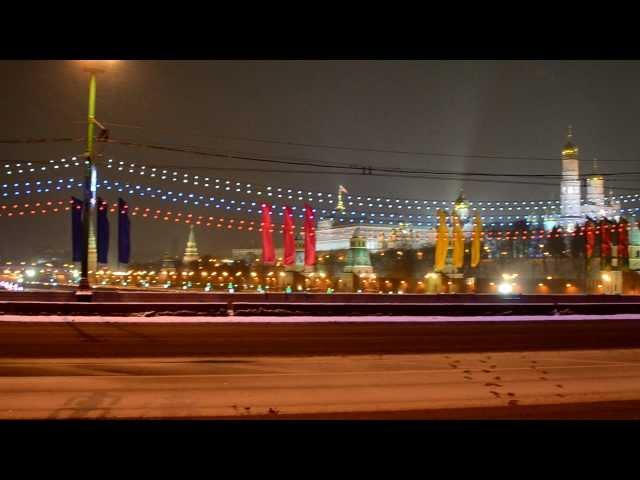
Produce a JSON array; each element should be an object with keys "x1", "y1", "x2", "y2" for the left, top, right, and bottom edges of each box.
[
  {"x1": 454, "y1": 189, "x2": 468, "y2": 207},
  {"x1": 336, "y1": 185, "x2": 347, "y2": 212},
  {"x1": 562, "y1": 125, "x2": 578, "y2": 156}
]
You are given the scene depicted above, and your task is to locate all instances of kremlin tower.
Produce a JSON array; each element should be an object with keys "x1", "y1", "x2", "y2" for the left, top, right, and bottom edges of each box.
[
  {"x1": 560, "y1": 126, "x2": 582, "y2": 229},
  {"x1": 557, "y1": 127, "x2": 620, "y2": 225},
  {"x1": 344, "y1": 228, "x2": 374, "y2": 276},
  {"x1": 585, "y1": 158, "x2": 605, "y2": 210},
  {"x1": 557, "y1": 127, "x2": 620, "y2": 229},
  {"x1": 182, "y1": 225, "x2": 200, "y2": 264}
]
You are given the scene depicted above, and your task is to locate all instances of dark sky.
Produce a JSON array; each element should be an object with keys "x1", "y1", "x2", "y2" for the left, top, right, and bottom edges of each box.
[{"x1": 2, "y1": 60, "x2": 640, "y2": 262}]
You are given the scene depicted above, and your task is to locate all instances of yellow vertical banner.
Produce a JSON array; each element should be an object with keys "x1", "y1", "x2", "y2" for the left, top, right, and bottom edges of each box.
[
  {"x1": 452, "y1": 213, "x2": 464, "y2": 269},
  {"x1": 471, "y1": 212, "x2": 482, "y2": 268},
  {"x1": 434, "y1": 209, "x2": 449, "y2": 271}
]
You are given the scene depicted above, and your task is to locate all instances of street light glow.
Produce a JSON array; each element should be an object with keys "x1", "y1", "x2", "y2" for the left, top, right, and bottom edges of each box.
[{"x1": 77, "y1": 60, "x2": 118, "y2": 73}]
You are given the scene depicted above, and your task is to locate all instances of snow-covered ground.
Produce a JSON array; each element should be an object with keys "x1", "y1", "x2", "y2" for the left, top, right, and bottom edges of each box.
[{"x1": 1, "y1": 314, "x2": 640, "y2": 323}]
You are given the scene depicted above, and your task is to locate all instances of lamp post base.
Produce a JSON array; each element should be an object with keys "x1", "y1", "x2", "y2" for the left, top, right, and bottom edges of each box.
[{"x1": 76, "y1": 280, "x2": 93, "y2": 302}]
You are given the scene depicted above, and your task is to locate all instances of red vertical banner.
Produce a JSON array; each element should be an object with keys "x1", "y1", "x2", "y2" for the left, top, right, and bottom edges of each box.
[
  {"x1": 618, "y1": 218, "x2": 629, "y2": 259},
  {"x1": 283, "y1": 206, "x2": 296, "y2": 265},
  {"x1": 304, "y1": 203, "x2": 316, "y2": 266},
  {"x1": 585, "y1": 220, "x2": 596, "y2": 258},
  {"x1": 600, "y1": 220, "x2": 612, "y2": 258},
  {"x1": 261, "y1": 203, "x2": 275, "y2": 264}
]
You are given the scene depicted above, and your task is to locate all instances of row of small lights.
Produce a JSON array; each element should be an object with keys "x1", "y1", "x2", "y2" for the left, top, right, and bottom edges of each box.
[
  {"x1": 101, "y1": 178, "x2": 572, "y2": 223},
  {"x1": 1, "y1": 199, "x2": 639, "y2": 241},
  {"x1": 3, "y1": 156, "x2": 640, "y2": 208},
  {"x1": 0, "y1": 178, "x2": 81, "y2": 198},
  {"x1": 0, "y1": 262, "x2": 618, "y2": 295},
  {"x1": 96, "y1": 178, "x2": 640, "y2": 226},
  {"x1": 102, "y1": 159, "x2": 640, "y2": 208}
]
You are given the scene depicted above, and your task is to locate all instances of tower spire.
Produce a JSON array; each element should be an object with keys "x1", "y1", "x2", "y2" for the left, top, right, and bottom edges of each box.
[
  {"x1": 592, "y1": 158, "x2": 599, "y2": 175},
  {"x1": 182, "y1": 224, "x2": 200, "y2": 264},
  {"x1": 336, "y1": 185, "x2": 347, "y2": 212},
  {"x1": 567, "y1": 124, "x2": 573, "y2": 140}
]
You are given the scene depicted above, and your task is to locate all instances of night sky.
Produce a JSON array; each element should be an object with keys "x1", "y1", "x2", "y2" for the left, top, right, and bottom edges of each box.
[{"x1": 2, "y1": 60, "x2": 640, "y2": 262}]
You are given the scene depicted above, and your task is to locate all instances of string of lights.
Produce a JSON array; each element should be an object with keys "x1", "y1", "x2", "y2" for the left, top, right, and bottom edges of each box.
[
  {"x1": 0, "y1": 178, "x2": 82, "y2": 198},
  {"x1": 98, "y1": 177, "x2": 640, "y2": 225},
  {"x1": 0, "y1": 170, "x2": 581, "y2": 221},
  {"x1": 0, "y1": 157, "x2": 564, "y2": 207},
  {"x1": 0, "y1": 199, "x2": 261, "y2": 232},
  {"x1": 104, "y1": 159, "x2": 640, "y2": 209},
  {"x1": 1, "y1": 199, "x2": 637, "y2": 242},
  {"x1": 2, "y1": 155, "x2": 640, "y2": 208},
  {"x1": 104, "y1": 159, "x2": 566, "y2": 212},
  {"x1": 2, "y1": 173, "x2": 637, "y2": 228},
  {"x1": 99, "y1": 178, "x2": 570, "y2": 225},
  {"x1": 0, "y1": 175, "x2": 559, "y2": 225}
]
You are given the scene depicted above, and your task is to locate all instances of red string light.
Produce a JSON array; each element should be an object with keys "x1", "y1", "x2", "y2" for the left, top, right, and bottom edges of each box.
[{"x1": 0, "y1": 199, "x2": 635, "y2": 241}]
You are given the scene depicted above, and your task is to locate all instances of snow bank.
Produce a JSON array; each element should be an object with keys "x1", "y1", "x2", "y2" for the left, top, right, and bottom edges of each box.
[{"x1": 2, "y1": 314, "x2": 640, "y2": 323}]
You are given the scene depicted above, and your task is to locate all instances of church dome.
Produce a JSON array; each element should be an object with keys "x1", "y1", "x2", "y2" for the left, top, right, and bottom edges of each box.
[
  {"x1": 562, "y1": 125, "x2": 579, "y2": 156},
  {"x1": 563, "y1": 140, "x2": 577, "y2": 154}
]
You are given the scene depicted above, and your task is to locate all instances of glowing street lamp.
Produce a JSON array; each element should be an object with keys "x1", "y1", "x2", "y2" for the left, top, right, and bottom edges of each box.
[{"x1": 76, "y1": 61, "x2": 116, "y2": 291}]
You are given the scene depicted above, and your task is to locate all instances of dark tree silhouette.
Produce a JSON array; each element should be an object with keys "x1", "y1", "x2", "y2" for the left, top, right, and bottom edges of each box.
[{"x1": 546, "y1": 226, "x2": 566, "y2": 257}]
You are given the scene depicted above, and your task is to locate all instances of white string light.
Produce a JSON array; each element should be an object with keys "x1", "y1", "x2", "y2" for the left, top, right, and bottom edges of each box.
[{"x1": 2, "y1": 156, "x2": 639, "y2": 208}]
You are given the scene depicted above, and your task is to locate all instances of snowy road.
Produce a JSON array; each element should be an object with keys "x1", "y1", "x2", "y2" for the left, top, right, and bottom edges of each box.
[
  {"x1": 3, "y1": 318, "x2": 640, "y2": 418},
  {"x1": 2, "y1": 349, "x2": 640, "y2": 419}
]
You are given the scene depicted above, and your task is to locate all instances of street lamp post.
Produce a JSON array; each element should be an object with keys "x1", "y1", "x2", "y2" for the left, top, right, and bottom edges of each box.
[{"x1": 77, "y1": 61, "x2": 112, "y2": 292}]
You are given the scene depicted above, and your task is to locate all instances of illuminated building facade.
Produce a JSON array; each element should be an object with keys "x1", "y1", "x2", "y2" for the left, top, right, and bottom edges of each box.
[
  {"x1": 557, "y1": 127, "x2": 620, "y2": 229},
  {"x1": 316, "y1": 189, "x2": 473, "y2": 252}
]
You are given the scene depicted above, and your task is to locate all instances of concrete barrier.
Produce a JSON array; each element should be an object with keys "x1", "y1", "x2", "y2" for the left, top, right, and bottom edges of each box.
[{"x1": 0, "y1": 298, "x2": 639, "y2": 316}]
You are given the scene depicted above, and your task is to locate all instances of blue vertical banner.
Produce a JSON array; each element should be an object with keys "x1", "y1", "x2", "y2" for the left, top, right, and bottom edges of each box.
[
  {"x1": 71, "y1": 197, "x2": 83, "y2": 262},
  {"x1": 118, "y1": 198, "x2": 130, "y2": 264},
  {"x1": 97, "y1": 197, "x2": 109, "y2": 264}
]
